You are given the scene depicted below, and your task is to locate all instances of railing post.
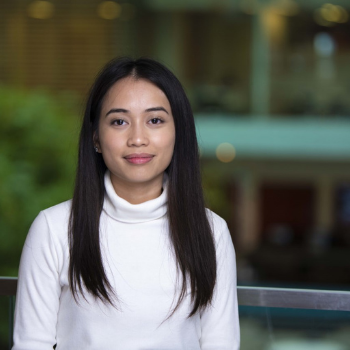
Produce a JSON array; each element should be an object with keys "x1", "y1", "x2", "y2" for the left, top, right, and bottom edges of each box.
[{"x1": 9, "y1": 296, "x2": 14, "y2": 350}]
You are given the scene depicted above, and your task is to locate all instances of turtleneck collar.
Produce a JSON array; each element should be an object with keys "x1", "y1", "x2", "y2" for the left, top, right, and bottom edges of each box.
[{"x1": 103, "y1": 171, "x2": 168, "y2": 223}]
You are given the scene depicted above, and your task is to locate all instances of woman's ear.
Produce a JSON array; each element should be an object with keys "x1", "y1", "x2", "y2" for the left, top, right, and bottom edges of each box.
[{"x1": 93, "y1": 132, "x2": 101, "y2": 153}]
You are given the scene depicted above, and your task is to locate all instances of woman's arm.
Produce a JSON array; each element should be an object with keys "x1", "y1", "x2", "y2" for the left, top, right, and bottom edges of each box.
[
  {"x1": 199, "y1": 218, "x2": 240, "y2": 350},
  {"x1": 12, "y1": 211, "x2": 61, "y2": 350}
]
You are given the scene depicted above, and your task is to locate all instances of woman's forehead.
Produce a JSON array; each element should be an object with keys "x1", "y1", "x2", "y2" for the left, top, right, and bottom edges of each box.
[{"x1": 102, "y1": 77, "x2": 171, "y2": 111}]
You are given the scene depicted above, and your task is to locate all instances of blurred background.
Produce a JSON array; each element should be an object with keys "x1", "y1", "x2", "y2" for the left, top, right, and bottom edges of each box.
[{"x1": 1, "y1": 0, "x2": 350, "y2": 348}]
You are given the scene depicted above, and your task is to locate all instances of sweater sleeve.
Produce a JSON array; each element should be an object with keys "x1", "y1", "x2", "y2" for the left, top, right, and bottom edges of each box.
[
  {"x1": 12, "y1": 211, "x2": 61, "y2": 350},
  {"x1": 199, "y1": 219, "x2": 240, "y2": 350}
]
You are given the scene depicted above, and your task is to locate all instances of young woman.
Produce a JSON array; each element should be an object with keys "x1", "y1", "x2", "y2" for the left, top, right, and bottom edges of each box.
[{"x1": 12, "y1": 58, "x2": 240, "y2": 350}]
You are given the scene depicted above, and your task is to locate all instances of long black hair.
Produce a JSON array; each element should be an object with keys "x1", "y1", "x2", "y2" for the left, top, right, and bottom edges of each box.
[{"x1": 69, "y1": 57, "x2": 216, "y2": 317}]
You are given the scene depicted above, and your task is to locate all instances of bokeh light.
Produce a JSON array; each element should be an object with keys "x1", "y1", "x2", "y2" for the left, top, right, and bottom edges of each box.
[
  {"x1": 97, "y1": 1, "x2": 121, "y2": 20},
  {"x1": 27, "y1": 1, "x2": 54, "y2": 20},
  {"x1": 216, "y1": 143, "x2": 236, "y2": 163},
  {"x1": 314, "y1": 4, "x2": 349, "y2": 26}
]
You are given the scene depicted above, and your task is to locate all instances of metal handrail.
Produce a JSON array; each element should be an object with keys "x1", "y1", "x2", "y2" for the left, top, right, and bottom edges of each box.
[
  {"x1": 1, "y1": 277, "x2": 350, "y2": 350},
  {"x1": 237, "y1": 286, "x2": 350, "y2": 311},
  {"x1": 1, "y1": 277, "x2": 350, "y2": 311}
]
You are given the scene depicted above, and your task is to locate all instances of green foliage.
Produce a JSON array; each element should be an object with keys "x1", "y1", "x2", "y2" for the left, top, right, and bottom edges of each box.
[{"x1": 0, "y1": 86, "x2": 80, "y2": 276}]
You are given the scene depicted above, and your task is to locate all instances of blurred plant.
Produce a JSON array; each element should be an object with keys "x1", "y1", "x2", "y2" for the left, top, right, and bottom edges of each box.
[{"x1": 0, "y1": 86, "x2": 80, "y2": 276}]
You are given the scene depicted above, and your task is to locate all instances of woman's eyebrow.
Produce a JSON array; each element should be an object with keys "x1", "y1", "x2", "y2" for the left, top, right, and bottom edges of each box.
[
  {"x1": 145, "y1": 107, "x2": 169, "y2": 114},
  {"x1": 105, "y1": 106, "x2": 169, "y2": 117},
  {"x1": 105, "y1": 108, "x2": 128, "y2": 117}
]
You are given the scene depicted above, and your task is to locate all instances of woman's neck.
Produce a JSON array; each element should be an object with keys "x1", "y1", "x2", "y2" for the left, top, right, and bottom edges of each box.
[{"x1": 109, "y1": 173, "x2": 164, "y2": 205}]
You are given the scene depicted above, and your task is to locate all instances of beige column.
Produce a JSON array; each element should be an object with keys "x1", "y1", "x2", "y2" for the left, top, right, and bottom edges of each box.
[{"x1": 236, "y1": 173, "x2": 260, "y2": 254}]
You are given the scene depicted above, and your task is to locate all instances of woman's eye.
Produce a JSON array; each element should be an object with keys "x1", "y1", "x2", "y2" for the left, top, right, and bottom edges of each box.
[
  {"x1": 149, "y1": 118, "x2": 162, "y2": 125},
  {"x1": 112, "y1": 119, "x2": 126, "y2": 126}
]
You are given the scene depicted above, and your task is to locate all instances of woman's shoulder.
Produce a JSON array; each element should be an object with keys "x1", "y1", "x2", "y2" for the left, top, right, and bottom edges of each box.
[
  {"x1": 29, "y1": 200, "x2": 72, "y2": 240},
  {"x1": 41, "y1": 199, "x2": 72, "y2": 221},
  {"x1": 22, "y1": 200, "x2": 71, "y2": 262}
]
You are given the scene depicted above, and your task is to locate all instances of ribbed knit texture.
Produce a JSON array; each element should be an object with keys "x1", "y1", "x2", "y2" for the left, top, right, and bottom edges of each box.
[{"x1": 13, "y1": 173, "x2": 240, "y2": 350}]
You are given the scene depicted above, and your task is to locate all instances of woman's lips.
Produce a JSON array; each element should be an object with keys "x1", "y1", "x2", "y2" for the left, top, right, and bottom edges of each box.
[{"x1": 124, "y1": 154, "x2": 154, "y2": 164}]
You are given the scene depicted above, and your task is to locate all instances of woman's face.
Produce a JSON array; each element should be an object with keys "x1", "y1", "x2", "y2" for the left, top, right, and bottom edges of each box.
[{"x1": 96, "y1": 76, "x2": 175, "y2": 191}]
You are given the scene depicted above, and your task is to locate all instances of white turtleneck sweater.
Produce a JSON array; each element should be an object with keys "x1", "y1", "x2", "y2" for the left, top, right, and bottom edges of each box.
[{"x1": 13, "y1": 173, "x2": 240, "y2": 350}]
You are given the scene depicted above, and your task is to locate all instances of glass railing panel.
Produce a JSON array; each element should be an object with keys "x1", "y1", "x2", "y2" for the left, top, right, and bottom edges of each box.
[
  {"x1": 0, "y1": 295, "x2": 14, "y2": 350},
  {"x1": 240, "y1": 306, "x2": 350, "y2": 350},
  {"x1": 2, "y1": 279, "x2": 350, "y2": 350}
]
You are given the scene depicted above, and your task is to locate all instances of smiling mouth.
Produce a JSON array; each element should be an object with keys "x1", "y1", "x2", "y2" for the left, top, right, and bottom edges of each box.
[{"x1": 124, "y1": 154, "x2": 154, "y2": 165}]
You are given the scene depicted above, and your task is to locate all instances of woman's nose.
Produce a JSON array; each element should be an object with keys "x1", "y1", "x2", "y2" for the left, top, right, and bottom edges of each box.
[{"x1": 127, "y1": 124, "x2": 149, "y2": 147}]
